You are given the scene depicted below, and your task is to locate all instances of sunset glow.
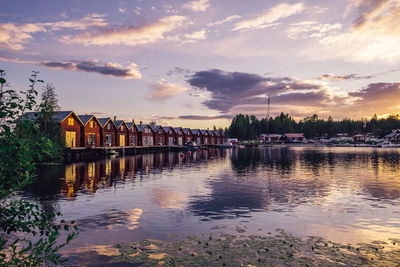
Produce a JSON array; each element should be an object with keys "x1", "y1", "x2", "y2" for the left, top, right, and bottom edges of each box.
[{"x1": 1, "y1": 0, "x2": 400, "y2": 128}]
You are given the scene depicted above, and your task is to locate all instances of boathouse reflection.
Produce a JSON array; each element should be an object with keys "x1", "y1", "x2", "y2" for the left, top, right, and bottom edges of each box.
[{"x1": 60, "y1": 149, "x2": 227, "y2": 198}]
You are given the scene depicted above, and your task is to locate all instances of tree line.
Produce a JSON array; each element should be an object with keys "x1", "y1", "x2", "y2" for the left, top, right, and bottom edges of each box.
[{"x1": 227, "y1": 113, "x2": 400, "y2": 140}]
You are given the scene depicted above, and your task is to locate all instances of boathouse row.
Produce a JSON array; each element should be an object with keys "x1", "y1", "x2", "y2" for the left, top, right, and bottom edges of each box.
[{"x1": 26, "y1": 111, "x2": 226, "y2": 148}]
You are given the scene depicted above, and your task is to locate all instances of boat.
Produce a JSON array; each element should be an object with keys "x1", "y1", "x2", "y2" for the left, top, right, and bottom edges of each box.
[
  {"x1": 220, "y1": 141, "x2": 234, "y2": 148},
  {"x1": 108, "y1": 149, "x2": 119, "y2": 155},
  {"x1": 380, "y1": 141, "x2": 400, "y2": 148}
]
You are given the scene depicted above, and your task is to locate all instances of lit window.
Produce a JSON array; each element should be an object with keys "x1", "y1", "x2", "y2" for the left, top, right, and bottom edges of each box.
[
  {"x1": 121, "y1": 125, "x2": 124, "y2": 131},
  {"x1": 68, "y1": 117, "x2": 74, "y2": 126},
  {"x1": 107, "y1": 123, "x2": 111, "y2": 130},
  {"x1": 89, "y1": 121, "x2": 95, "y2": 128}
]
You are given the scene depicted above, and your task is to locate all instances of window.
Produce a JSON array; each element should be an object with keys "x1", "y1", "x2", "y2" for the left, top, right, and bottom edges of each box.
[
  {"x1": 89, "y1": 121, "x2": 94, "y2": 128},
  {"x1": 121, "y1": 125, "x2": 124, "y2": 131},
  {"x1": 105, "y1": 134, "x2": 112, "y2": 146},
  {"x1": 68, "y1": 117, "x2": 74, "y2": 126},
  {"x1": 107, "y1": 123, "x2": 111, "y2": 130},
  {"x1": 88, "y1": 133, "x2": 96, "y2": 146}
]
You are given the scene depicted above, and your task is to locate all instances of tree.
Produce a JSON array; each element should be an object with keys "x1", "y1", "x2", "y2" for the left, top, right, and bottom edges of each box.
[{"x1": 0, "y1": 70, "x2": 77, "y2": 266}]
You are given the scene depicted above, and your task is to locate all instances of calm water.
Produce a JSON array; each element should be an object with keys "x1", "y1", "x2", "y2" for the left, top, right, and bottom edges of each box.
[{"x1": 24, "y1": 146, "x2": 400, "y2": 265}]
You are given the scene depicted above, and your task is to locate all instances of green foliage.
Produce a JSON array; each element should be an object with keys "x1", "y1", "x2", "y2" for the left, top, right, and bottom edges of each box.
[
  {"x1": 227, "y1": 113, "x2": 400, "y2": 140},
  {"x1": 0, "y1": 70, "x2": 77, "y2": 265}
]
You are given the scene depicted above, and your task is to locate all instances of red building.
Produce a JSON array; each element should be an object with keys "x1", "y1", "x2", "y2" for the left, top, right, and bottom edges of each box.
[
  {"x1": 98, "y1": 117, "x2": 117, "y2": 147},
  {"x1": 174, "y1": 127, "x2": 184, "y2": 146},
  {"x1": 137, "y1": 122, "x2": 154, "y2": 146},
  {"x1": 114, "y1": 119, "x2": 129, "y2": 146},
  {"x1": 152, "y1": 125, "x2": 166, "y2": 145},
  {"x1": 191, "y1": 129, "x2": 202, "y2": 145},
  {"x1": 164, "y1": 127, "x2": 176, "y2": 145},
  {"x1": 182, "y1": 128, "x2": 192, "y2": 143},
  {"x1": 281, "y1": 133, "x2": 304, "y2": 143},
  {"x1": 57, "y1": 111, "x2": 83, "y2": 148},
  {"x1": 78, "y1": 115, "x2": 101, "y2": 147},
  {"x1": 210, "y1": 131, "x2": 217, "y2": 145},
  {"x1": 26, "y1": 110, "x2": 84, "y2": 148},
  {"x1": 201, "y1": 130, "x2": 210, "y2": 145},
  {"x1": 214, "y1": 130, "x2": 221, "y2": 144},
  {"x1": 353, "y1": 134, "x2": 366, "y2": 143},
  {"x1": 220, "y1": 131, "x2": 227, "y2": 143},
  {"x1": 126, "y1": 121, "x2": 138, "y2": 146}
]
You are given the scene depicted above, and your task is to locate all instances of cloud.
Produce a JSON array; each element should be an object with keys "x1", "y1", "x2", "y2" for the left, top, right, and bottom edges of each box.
[
  {"x1": 41, "y1": 60, "x2": 142, "y2": 79},
  {"x1": 317, "y1": 73, "x2": 373, "y2": 81},
  {"x1": 314, "y1": 0, "x2": 400, "y2": 62},
  {"x1": 62, "y1": 15, "x2": 187, "y2": 46},
  {"x1": 146, "y1": 79, "x2": 186, "y2": 100},
  {"x1": 182, "y1": 0, "x2": 210, "y2": 12},
  {"x1": 42, "y1": 14, "x2": 109, "y2": 31},
  {"x1": 317, "y1": 69, "x2": 400, "y2": 81},
  {"x1": 187, "y1": 69, "x2": 323, "y2": 113},
  {"x1": 286, "y1": 21, "x2": 342, "y2": 39},
  {"x1": 0, "y1": 23, "x2": 45, "y2": 50},
  {"x1": 157, "y1": 114, "x2": 232, "y2": 120},
  {"x1": 166, "y1": 67, "x2": 192, "y2": 76},
  {"x1": 207, "y1": 15, "x2": 241, "y2": 27},
  {"x1": 181, "y1": 28, "x2": 207, "y2": 44},
  {"x1": 349, "y1": 82, "x2": 400, "y2": 108},
  {"x1": 118, "y1": 8, "x2": 127, "y2": 13},
  {"x1": 233, "y1": 3, "x2": 304, "y2": 32},
  {"x1": 0, "y1": 14, "x2": 108, "y2": 51}
]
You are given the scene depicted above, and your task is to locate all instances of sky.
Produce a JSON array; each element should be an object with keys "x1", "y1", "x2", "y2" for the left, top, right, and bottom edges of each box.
[{"x1": 1, "y1": 0, "x2": 400, "y2": 128}]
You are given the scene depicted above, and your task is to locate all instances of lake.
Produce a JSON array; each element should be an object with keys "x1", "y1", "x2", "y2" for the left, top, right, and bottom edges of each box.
[{"x1": 24, "y1": 146, "x2": 400, "y2": 266}]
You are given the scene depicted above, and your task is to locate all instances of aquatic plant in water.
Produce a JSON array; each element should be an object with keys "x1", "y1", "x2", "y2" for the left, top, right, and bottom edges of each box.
[{"x1": 113, "y1": 229, "x2": 400, "y2": 266}]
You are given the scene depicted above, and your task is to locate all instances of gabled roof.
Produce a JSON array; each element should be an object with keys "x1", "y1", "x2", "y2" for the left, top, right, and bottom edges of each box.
[
  {"x1": 182, "y1": 128, "x2": 192, "y2": 134},
  {"x1": 77, "y1": 115, "x2": 95, "y2": 125},
  {"x1": 163, "y1": 126, "x2": 174, "y2": 133},
  {"x1": 25, "y1": 110, "x2": 84, "y2": 125},
  {"x1": 173, "y1": 127, "x2": 182, "y2": 133},
  {"x1": 201, "y1": 129, "x2": 209, "y2": 135},
  {"x1": 114, "y1": 120, "x2": 128, "y2": 129},
  {"x1": 284, "y1": 133, "x2": 304, "y2": 138},
  {"x1": 191, "y1": 129, "x2": 201, "y2": 134},
  {"x1": 137, "y1": 123, "x2": 152, "y2": 132},
  {"x1": 152, "y1": 125, "x2": 164, "y2": 132},
  {"x1": 126, "y1": 122, "x2": 137, "y2": 130},
  {"x1": 97, "y1": 117, "x2": 116, "y2": 128}
]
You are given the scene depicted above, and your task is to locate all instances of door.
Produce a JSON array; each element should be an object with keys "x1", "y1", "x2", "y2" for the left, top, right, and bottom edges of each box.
[
  {"x1": 120, "y1": 135, "x2": 125, "y2": 146},
  {"x1": 178, "y1": 137, "x2": 183, "y2": 145},
  {"x1": 197, "y1": 137, "x2": 201, "y2": 145},
  {"x1": 168, "y1": 137, "x2": 173, "y2": 145},
  {"x1": 65, "y1": 131, "x2": 76, "y2": 147}
]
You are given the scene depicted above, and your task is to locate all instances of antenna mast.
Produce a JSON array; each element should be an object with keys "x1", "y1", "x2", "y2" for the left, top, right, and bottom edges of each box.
[{"x1": 267, "y1": 95, "x2": 270, "y2": 119}]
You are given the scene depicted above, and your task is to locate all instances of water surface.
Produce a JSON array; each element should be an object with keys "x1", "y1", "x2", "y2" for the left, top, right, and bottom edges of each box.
[{"x1": 25, "y1": 146, "x2": 400, "y2": 265}]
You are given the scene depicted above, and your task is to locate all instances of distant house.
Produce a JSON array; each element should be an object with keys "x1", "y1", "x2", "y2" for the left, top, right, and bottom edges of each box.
[
  {"x1": 27, "y1": 110, "x2": 84, "y2": 148},
  {"x1": 281, "y1": 133, "x2": 304, "y2": 143},
  {"x1": 77, "y1": 115, "x2": 102, "y2": 147},
  {"x1": 163, "y1": 126, "x2": 176, "y2": 145},
  {"x1": 114, "y1": 119, "x2": 129, "y2": 146},
  {"x1": 152, "y1": 125, "x2": 166, "y2": 146},
  {"x1": 126, "y1": 121, "x2": 138, "y2": 146},
  {"x1": 98, "y1": 117, "x2": 117, "y2": 147},
  {"x1": 137, "y1": 122, "x2": 154, "y2": 146},
  {"x1": 210, "y1": 130, "x2": 216, "y2": 145},
  {"x1": 182, "y1": 128, "x2": 192, "y2": 143},
  {"x1": 220, "y1": 131, "x2": 227, "y2": 143},
  {"x1": 260, "y1": 134, "x2": 281, "y2": 143},
  {"x1": 384, "y1": 129, "x2": 400, "y2": 142},
  {"x1": 174, "y1": 127, "x2": 184, "y2": 146},
  {"x1": 191, "y1": 129, "x2": 202, "y2": 145},
  {"x1": 214, "y1": 130, "x2": 221, "y2": 144},
  {"x1": 201, "y1": 130, "x2": 210, "y2": 145},
  {"x1": 353, "y1": 134, "x2": 366, "y2": 143}
]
